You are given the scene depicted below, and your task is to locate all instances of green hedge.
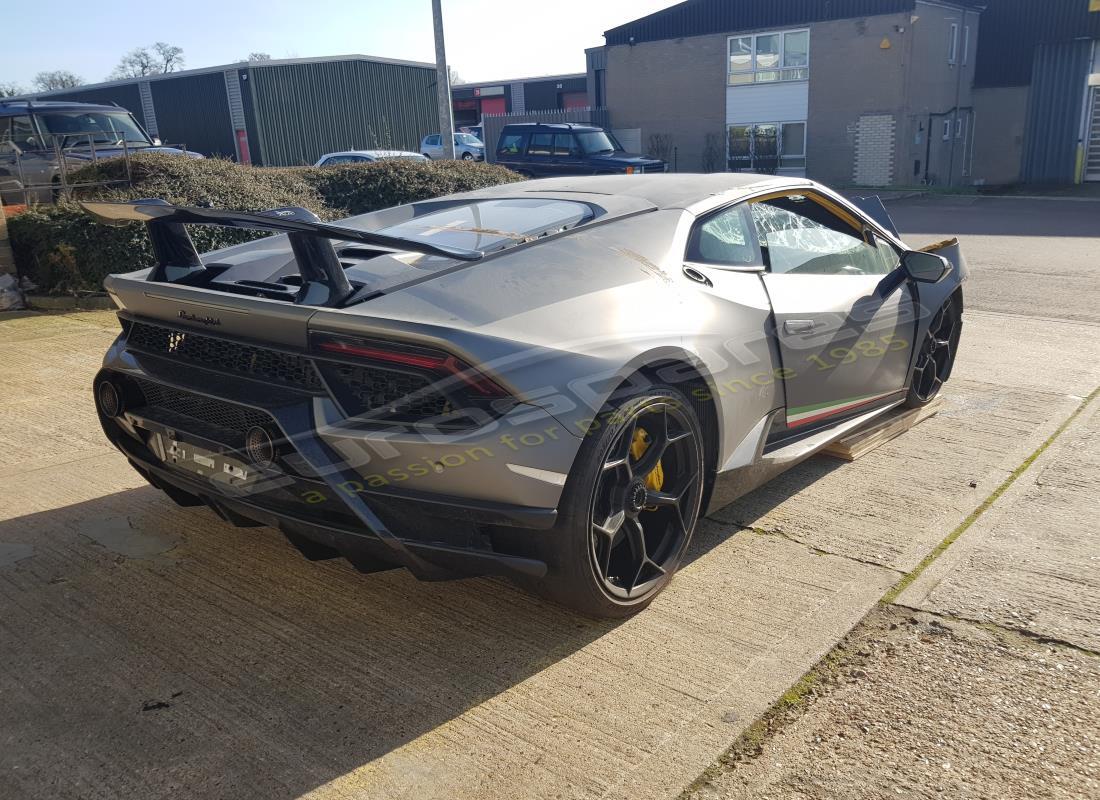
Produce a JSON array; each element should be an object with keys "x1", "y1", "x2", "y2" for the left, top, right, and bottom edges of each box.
[
  {"x1": 8, "y1": 154, "x2": 521, "y2": 294},
  {"x1": 301, "y1": 159, "x2": 523, "y2": 217}
]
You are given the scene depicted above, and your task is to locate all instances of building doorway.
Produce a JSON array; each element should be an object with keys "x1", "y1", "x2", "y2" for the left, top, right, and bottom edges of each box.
[{"x1": 728, "y1": 121, "x2": 806, "y2": 175}]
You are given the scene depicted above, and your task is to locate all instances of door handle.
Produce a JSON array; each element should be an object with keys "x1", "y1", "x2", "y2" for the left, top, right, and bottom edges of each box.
[{"x1": 784, "y1": 319, "x2": 818, "y2": 334}]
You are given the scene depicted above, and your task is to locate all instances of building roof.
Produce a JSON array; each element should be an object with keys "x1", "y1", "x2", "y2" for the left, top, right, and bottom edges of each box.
[
  {"x1": 12, "y1": 54, "x2": 435, "y2": 101},
  {"x1": 603, "y1": 0, "x2": 983, "y2": 46},
  {"x1": 457, "y1": 72, "x2": 586, "y2": 89}
]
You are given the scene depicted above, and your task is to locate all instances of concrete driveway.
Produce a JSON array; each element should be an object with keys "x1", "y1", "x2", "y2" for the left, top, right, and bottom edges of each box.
[{"x1": 1, "y1": 196, "x2": 1097, "y2": 799}]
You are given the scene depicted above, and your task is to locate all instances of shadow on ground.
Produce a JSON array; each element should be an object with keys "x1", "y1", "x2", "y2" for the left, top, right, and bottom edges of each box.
[{"x1": 0, "y1": 448, "x2": 845, "y2": 800}]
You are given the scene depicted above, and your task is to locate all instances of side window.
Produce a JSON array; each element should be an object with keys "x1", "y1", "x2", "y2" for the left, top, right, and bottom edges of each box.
[
  {"x1": 427, "y1": 135, "x2": 440, "y2": 146},
  {"x1": 497, "y1": 132, "x2": 526, "y2": 155},
  {"x1": 552, "y1": 134, "x2": 577, "y2": 156},
  {"x1": 750, "y1": 194, "x2": 892, "y2": 275},
  {"x1": 2, "y1": 116, "x2": 38, "y2": 151},
  {"x1": 527, "y1": 133, "x2": 553, "y2": 156},
  {"x1": 687, "y1": 205, "x2": 761, "y2": 267},
  {"x1": 870, "y1": 233, "x2": 901, "y2": 273}
]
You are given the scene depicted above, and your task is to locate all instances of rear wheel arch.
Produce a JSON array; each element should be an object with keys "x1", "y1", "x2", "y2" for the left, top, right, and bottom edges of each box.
[{"x1": 634, "y1": 359, "x2": 720, "y2": 479}]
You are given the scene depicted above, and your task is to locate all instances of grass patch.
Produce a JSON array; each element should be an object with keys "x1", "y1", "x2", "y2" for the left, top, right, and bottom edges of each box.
[{"x1": 882, "y1": 385, "x2": 1099, "y2": 604}]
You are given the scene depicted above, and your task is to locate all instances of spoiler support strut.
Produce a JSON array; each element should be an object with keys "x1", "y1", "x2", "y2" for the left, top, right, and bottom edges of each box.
[{"x1": 81, "y1": 198, "x2": 484, "y2": 308}]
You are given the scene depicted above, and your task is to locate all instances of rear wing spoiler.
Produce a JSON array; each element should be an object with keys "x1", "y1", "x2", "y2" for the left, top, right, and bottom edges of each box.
[{"x1": 80, "y1": 199, "x2": 483, "y2": 307}]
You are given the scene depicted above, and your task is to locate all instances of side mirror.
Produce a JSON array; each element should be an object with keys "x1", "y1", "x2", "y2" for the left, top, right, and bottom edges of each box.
[{"x1": 901, "y1": 250, "x2": 952, "y2": 283}]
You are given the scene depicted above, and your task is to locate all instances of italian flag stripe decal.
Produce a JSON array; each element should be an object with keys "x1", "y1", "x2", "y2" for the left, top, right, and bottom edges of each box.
[{"x1": 787, "y1": 390, "x2": 896, "y2": 428}]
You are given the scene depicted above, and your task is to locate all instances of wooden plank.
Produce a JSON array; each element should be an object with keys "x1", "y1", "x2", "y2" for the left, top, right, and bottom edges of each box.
[{"x1": 821, "y1": 397, "x2": 944, "y2": 461}]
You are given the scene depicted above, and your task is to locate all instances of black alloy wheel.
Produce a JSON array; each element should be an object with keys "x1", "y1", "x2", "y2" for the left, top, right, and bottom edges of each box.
[
  {"x1": 532, "y1": 386, "x2": 705, "y2": 618},
  {"x1": 590, "y1": 400, "x2": 702, "y2": 600},
  {"x1": 907, "y1": 298, "x2": 961, "y2": 407}
]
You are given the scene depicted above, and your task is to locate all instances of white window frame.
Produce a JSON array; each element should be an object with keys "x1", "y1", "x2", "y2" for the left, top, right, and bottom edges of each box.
[
  {"x1": 955, "y1": 117, "x2": 963, "y2": 139},
  {"x1": 942, "y1": 120, "x2": 951, "y2": 141},
  {"x1": 948, "y1": 23, "x2": 959, "y2": 65},
  {"x1": 780, "y1": 120, "x2": 807, "y2": 166},
  {"x1": 728, "y1": 28, "x2": 810, "y2": 86},
  {"x1": 962, "y1": 25, "x2": 970, "y2": 66}
]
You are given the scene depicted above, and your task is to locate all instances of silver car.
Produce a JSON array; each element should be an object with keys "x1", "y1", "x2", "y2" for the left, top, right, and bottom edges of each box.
[
  {"x1": 83, "y1": 174, "x2": 965, "y2": 617},
  {"x1": 314, "y1": 150, "x2": 427, "y2": 166},
  {"x1": 1, "y1": 100, "x2": 200, "y2": 204},
  {"x1": 420, "y1": 132, "x2": 485, "y2": 161}
]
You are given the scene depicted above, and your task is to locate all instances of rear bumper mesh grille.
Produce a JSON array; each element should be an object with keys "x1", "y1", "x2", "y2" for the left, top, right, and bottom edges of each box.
[
  {"x1": 127, "y1": 321, "x2": 322, "y2": 391},
  {"x1": 132, "y1": 378, "x2": 272, "y2": 447}
]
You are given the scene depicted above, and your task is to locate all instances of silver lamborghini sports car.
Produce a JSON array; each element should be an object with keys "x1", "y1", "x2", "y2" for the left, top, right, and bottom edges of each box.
[{"x1": 86, "y1": 174, "x2": 965, "y2": 617}]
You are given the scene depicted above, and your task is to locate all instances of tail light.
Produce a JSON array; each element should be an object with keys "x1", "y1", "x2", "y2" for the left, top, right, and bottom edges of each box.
[{"x1": 311, "y1": 334, "x2": 513, "y2": 428}]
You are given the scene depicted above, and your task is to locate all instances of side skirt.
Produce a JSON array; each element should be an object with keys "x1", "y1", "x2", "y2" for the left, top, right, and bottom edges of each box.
[{"x1": 705, "y1": 399, "x2": 904, "y2": 515}]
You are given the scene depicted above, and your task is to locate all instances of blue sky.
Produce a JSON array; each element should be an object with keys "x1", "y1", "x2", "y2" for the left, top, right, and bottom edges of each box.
[{"x1": 2, "y1": 0, "x2": 676, "y2": 90}]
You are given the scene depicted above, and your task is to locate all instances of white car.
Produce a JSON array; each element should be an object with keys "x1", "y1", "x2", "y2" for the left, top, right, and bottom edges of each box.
[
  {"x1": 313, "y1": 150, "x2": 427, "y2": 166},
  {"x1": 420, "y1": 133, "x2": 485, "y2": 161}
]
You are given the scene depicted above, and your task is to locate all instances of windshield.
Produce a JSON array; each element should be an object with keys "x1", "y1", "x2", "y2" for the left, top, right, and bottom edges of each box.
[
  {"x1": 374, "y1": 198, "x2": 593, "y2": 253},
  {"x1": 36, "y1": 111, "x2": 151, "y2": 147},
  {"x1": 576, "y1": 131, "x2": 621, "y2": 155},
  {"x1": 455, "y1": 133, "x2": 483, "y2": 146}
]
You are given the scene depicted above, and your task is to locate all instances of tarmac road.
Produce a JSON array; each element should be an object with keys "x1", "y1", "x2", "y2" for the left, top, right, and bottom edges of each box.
[{"x1": 0, "y1": 196, "x2": 1097, "y2": 799}]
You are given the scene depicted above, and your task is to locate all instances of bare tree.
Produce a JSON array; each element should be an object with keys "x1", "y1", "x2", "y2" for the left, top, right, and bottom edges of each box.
[
  {"x1": 110, "y1": 48, "x2": 156, "y2": 79},
  {"x1": 109, "y1": 43, "x2": 185, "y2": 79},
  {"x1": 647, "y1": 133, "x2": 675, "y2": 165},
  {"x1": 701, "y1": 132, "x2": 724, "y2": 173},
  {"x1": 153, "y1": 42, "x2": 185, "y2": 73},
  {"x1": 0, "y1": 81, "x2": 24, "y2": 97},
  {"x1": 447, "y1": 66, "x2": 464, "y2": 86},
  {"x1": 246, "y1": 52, "x2": 272, "y2": 62},
  {"x1": 32, "y1": 70, "x2": 83, "y2": 91}
]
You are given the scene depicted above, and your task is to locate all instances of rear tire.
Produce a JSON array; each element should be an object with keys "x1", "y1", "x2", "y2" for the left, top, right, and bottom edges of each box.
[{"x1": 532, "y1": 384, "x2": 705, "y2": 618}]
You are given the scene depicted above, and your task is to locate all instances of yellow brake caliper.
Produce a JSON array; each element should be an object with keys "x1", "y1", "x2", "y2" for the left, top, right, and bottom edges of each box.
[{"x1": 630, "y1": 428, "x2": 664, "y2": 505}]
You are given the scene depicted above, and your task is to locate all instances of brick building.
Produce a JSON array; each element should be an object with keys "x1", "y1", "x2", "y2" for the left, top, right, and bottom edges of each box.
[{"x1": 587, "y1": 0, "x2": 982, "y2": 186}]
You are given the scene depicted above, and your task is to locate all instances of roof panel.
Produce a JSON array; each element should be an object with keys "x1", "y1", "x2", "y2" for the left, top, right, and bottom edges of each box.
[{"x1": 604, "y1": 0, "x2": 918, "y2": 45}]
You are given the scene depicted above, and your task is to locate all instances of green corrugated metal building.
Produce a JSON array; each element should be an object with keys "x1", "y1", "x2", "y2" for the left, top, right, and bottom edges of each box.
[{"x1": 20, "y1": 55, "x2": 438, "y2": 166}]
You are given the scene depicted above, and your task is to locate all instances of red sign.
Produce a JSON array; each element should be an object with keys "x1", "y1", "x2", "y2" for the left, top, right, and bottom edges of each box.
[{"x1": 236, "y1": 130, "x2": 251, "y2": 165}]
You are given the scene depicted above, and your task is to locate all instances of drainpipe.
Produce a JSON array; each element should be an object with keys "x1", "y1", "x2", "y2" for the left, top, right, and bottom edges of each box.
[{"x1": 947, "y1": 8, "x2": 968, "y2": 186}]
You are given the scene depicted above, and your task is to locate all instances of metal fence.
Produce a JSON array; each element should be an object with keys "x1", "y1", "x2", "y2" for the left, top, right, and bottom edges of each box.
[
  {"x1": 0, "y1": 132, "x2": 189, "y2": 206},
  {"x1": 481, "y1": 107, "x2": 611, "y2": 163}
]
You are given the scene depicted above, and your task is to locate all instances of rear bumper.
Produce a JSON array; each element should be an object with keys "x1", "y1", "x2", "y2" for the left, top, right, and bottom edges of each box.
[
  {"x1": 95, "y1": 333, "x2": 571, "y2": 580},
  {"x1": 103, "y1": 408, "x2": 552, "y2": 581}
]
